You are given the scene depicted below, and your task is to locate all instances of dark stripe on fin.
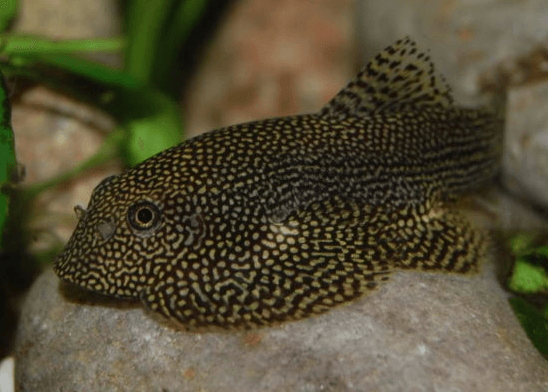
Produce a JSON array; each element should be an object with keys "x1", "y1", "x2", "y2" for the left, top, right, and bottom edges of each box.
[{"x1": 321, "y1": 36, "x2": 454, "y2": 119}]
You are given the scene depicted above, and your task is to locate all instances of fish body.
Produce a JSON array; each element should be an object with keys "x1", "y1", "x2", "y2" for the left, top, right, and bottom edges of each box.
[{"x1": 54, "y1": 38, "x2": 503, "y2": 329}]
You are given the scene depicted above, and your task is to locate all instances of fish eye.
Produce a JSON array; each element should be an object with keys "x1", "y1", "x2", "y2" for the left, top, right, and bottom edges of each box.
[{"x1": 127, "y1": 201, "x2": 161, "y2": 231}]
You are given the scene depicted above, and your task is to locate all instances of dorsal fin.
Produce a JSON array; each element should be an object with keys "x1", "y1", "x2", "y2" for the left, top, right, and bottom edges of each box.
[{"x1": 321, "y1": 37, "x2": 454, "y2": 119}]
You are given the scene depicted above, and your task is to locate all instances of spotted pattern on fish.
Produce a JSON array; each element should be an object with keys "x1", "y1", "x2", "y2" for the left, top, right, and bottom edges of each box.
[{"x1": 54, "y1": 37, "x2": 503, "y2": 329}]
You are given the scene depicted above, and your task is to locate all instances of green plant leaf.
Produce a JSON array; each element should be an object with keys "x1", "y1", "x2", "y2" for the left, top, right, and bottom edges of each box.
[
  {"x1": 125, "y1": 0, "x2": 176, "y2": 84},
  {"x1": 509, "y1": 297, "x2": 548, "y2": 359},
  {"x1": 0, "y1": 0, "x2": 17, "y2": 32},
  {"x1": 0, "y1": 67, "x2": 16, "y2": 249},
  {"x1": 19, "y1": 53, "x2": 144, "y2": 90},
  {"x1": 508, "y1": 257, "x2": 548, "y2": 294},
  {"x1": 508, "y1": 244, "x2": 548, "y2": 295},
  {"x1": 0, "y1": 36, "x2": 125, "y2": 55},
  {"x1": 122, "y1": 89, "x2": 183, "y2": 166},
  {"x1": 534, "y1": 245, "x2": 548, "y2": 258},
  {"x1": 2, "y1": 52, "x2": 183, "y2": 170},
  {"x1": 31, "y1": 53, "x2": 184, "y2": 163},
  {"x1": 152, "y1": 0, "x2": 209, "y2": 93}
]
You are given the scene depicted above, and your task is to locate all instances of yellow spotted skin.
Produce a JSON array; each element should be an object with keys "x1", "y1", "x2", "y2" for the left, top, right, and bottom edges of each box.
[{"x1": 54, "y1": 37, "x2": 503, "y2": 329}]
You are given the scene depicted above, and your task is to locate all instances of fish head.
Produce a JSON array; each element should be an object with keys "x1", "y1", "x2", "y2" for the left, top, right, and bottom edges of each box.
[{"x1": 54, "y1": 167, "x2": 198, "y2": 299}]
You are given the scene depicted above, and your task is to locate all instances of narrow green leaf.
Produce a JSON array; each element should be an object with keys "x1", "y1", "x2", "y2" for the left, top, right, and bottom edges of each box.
[
  {"x1": 0, "y1": 36, "x2": 125, "y2": 55},
  {"x1": 23, "y1": 53, "x2": 144, "y2": 90},
  {"x1": 125, "y1": 0, "x2": 176, "y2": 84},
  {"x1": 153, "y1": 0, "x2": 209, "y2": 91}
]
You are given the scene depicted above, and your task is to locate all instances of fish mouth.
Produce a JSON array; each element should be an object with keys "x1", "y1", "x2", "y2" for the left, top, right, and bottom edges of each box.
[
  {"x1": 53, "y1": 244, "x2": 95, "y2": 288},
  {"x1": 53, "y1": 256, "x2": 108, "y2": 297},
  {"x1": 53, "y1": 250, "x2": 71, "y2": 279},
  {"x1": 53, "y1": 250, "x2": 85, "y2": 286},
  {"x1": 54, "y1": 259, "x2": 139, "y2": 304},
  {"x1": 53, "y1": 247, "x2": 141, "y2": 300}
]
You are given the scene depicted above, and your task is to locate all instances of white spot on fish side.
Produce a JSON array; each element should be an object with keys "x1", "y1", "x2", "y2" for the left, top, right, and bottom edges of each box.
[
  {"x1": 269, "y1": 223, "x2": 299, "y2": 236},
  {"x1": 261, "y1": 224, "x2": 300, "y2": 249},
  {"x1": 261, "y1": 240, "x2": 277, "y2": 249},
  {"x1": 191, "y1": 282, "x2": 208, "y2": 303}
]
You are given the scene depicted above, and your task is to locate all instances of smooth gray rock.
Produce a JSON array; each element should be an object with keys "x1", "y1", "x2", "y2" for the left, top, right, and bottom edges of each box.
[{"x1": 15, "y1": 259, "x2": 548, "y2": 392}]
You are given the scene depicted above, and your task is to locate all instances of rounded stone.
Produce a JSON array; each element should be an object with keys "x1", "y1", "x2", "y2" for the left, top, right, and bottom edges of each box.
[{"x1": 14, "y1": 260, "x2": 548, "y2": 392}]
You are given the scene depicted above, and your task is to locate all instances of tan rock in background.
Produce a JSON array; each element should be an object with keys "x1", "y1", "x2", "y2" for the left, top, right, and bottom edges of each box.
[{"x1": 183, "y1": 0, "x2": 354, "y2": 137}]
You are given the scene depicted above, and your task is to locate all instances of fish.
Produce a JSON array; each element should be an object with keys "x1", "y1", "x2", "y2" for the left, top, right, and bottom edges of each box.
[{"x1": 54, "y1": 37, "x2": 503, "y2": 330}]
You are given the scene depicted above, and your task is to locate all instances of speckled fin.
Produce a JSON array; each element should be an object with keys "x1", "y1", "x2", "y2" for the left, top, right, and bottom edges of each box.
[
  {"x1": 395, "y1": 207, "x2": 485, "y2": 274},
  {"x1": 321, "y1": 36, "x2": 453, "y2": 118}
]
